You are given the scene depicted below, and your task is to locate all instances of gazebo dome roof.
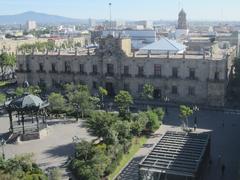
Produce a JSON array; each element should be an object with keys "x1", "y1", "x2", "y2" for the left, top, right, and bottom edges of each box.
[{"x1": 5, "y1": 93, "x2": 49, "y2": 111}]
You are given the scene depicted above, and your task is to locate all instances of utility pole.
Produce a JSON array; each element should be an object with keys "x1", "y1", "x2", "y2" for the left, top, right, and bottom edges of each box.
[{"x1": 109, "y1": 2, "x2": 112, "y2": 31}]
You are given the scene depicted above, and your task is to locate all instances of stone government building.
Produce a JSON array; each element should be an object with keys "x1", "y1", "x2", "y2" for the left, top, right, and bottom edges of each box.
[{"x1": 16, "y1": 36, "x2": 236, "y2": 107}]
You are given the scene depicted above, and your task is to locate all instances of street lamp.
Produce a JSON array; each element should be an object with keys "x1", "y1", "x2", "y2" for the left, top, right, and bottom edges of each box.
[
  {"x1": 0, "y1": 138, "x2": 6, "y2": 159},
  {"x1": 163, "y1": 96, "x2": 170, "y2": 115},
  {"x1": 192, "y1": 105, "x2": 200, "y2": 131}
]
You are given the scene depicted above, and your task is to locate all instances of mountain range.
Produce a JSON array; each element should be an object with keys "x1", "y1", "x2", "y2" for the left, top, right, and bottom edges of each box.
[{"x1": 0, "y1": 11, "x2": 88, "y2": 25}]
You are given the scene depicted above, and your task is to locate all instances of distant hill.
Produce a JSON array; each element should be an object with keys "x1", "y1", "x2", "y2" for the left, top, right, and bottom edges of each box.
[{"x1": 0, "y1": 11, "x2": 87, "y2": 25}]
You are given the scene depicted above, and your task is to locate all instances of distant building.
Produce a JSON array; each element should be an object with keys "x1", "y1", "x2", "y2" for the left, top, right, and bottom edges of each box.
[
  {"x1": 88, "y1": 18, "x2": 96, "y2": 28},
  {"x1": 26, "y1": 20, "x2": 37, "y2": 31},
  {"x1": 178, "y1": 9, "x2": 187, "y2": 29},
  {"x1": 135, "y1": 20, "x2": 153, "y2": 29},
  {"x1": 175, "y1": 9, "x2": 189, "y2": 39}
]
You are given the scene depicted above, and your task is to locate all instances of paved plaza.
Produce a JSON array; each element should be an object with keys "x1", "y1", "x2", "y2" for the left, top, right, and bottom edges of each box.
[{"x1": 0, "y1": 115, "x2": 94, "y2": 179}]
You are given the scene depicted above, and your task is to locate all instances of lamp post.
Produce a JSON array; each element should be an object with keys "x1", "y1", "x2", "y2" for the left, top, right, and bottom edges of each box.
[
  {"x1": 164, "y1": 96, "x2": 170, "y2": 115},
  {"x1": 1, "y1": 138, "x2": 6, "y2": 159},
  {"x1": 192, "y1": 105, "x2": 199, "y2": 131}
]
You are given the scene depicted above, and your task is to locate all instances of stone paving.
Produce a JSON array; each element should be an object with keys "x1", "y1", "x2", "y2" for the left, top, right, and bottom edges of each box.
[
  {"x1": 0, "y1": 115, "x2": 94, "y2": 179},
  {"x1": 117, "y1": 107, "x2": 240, "y2": 180}
]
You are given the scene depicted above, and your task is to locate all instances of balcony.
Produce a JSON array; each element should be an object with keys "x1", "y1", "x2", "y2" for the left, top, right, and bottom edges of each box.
[
  {"x1": 36, "y1": 70, "x2": 46, "y2": 73},
  {"x1": 135, "y1": 74, "x2": 146, "y2": 78},
  {"x1": 89, "y1": 72, "x2": 100, "y2": 76},
  {"x1": 148, "y1": 74, "x2": 163, "y2": 79},
  {"x1": 121, "y1": 73, "x2": 132, "y2": 78},
  {"x1": 49, "y1": 70, "x2": 59, "y2": 74},
  {"x1": 186, "y1": 77, "x2": 199, "y2": 81},
  {"x1": 74, "y1": 72, "x2": 88, "y2": 76},
  {"x1": 207, "y1": 78, "x2": 225, "y2": 83},
  {"x1": 105, "y1": 72, "x2": 114, "y2": 77},
  {"x1": 16, "y1": 69, "x2": 31, "y2": 73}
]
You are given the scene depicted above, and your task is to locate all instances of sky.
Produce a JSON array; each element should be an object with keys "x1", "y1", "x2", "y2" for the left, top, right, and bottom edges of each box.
[{"x1": 1, "y1": 0, "x2": 240, "y2": 21}]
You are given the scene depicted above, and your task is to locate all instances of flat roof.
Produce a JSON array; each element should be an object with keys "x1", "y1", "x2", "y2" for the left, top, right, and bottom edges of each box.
[{"x1": 139, "y1": 131, "x2": 210, "y2": 178}]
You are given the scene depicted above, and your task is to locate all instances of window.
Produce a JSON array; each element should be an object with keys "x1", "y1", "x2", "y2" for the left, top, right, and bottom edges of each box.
[
  {"x1": 188, "y1": 87, "x2": 195, "y2": 96},
  {"x1": 214, "y1": 72, "x2": 220, "y2": 81},
  {"x1": 80, "y1": 64, "x2": 85, "y2": 74},
  {"x1": 51, "y1": 63, "x2": 56, "y2": 72},
  {"x1": 172, "y1": 85, "x2": 178, "y2": 95},
  {"x1": 19, "y1": 64, "x2": 23, "y2": 71},
  {"x1": 189, "y1": 68, "x2": 195, "y2": 79},
  {"x1": 107, "y1": 64, "x2": 114, "y2": 75},
  {"x1": 26, "y1": 63, "x2": 30, "y2": 71},
  {"x1": 93, "y1": 81, "x2": 97, "y2": 89},
  {"x1": 154, "y1": 64, "x2": 161, "y2": 76},
  {"x1": 39, "y1": 63, "x2": 44, "y2": 72},
  {"x1": 172, "y1": 67, "x2": 178, "y2": 78},
  {"x1": 92, "y1": 65, "x2": 98, "y2": 74},
  {"x1": 138, "y1": 66, "x2": 144, "y2": 76},
  {"x1": 65, "y1": 62, "x2": 71, "y2": 73},
  {"x1": 124, "y1": 66, "x2": 129, "y2": 75}
]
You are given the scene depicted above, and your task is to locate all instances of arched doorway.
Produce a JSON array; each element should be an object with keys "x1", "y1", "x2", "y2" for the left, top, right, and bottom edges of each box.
[
  {"x1": 153, "y1": 88, "x2": 162, "y2": 99},
  {"x1": 105, "y1": 82, "x2": 115, "y2": 96}
]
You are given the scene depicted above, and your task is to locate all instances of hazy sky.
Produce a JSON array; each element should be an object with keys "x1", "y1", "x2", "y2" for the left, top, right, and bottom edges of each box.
[{"x1": 1, "y1": 0, "x2": 240, "y2": 21}]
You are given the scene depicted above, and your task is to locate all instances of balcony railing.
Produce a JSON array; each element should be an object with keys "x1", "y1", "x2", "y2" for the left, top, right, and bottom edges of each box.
[
  {"x1": 36, "y1": 70, "x2": 46, "y2": 73},
  {"x1": 135, "y1": 74, "x2": 146, "y2": 78},
  {"x1": 16, "y1": 69, "x2": 31, "y2": 73},
  {"x1": 105, "y1": 72, "x2": 114, "y2": 77},
  {"x1": 121, "y1": 74, "x2": 132, "y2": 78}
]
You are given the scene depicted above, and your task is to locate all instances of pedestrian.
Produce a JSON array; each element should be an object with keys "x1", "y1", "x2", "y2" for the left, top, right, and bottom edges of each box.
[
  {"x1": 218, "y1": 154, "x2": 222, "y2": 164},
  {"x1": 194, "y1": 123, "x2": 197, "y2": 131},
  {"x1": 221, "y1": 164, "x2": 225, "y2": 176}
]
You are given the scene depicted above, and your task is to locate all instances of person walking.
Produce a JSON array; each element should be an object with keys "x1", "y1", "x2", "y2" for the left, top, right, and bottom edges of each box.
[
  {"x1": 221, "y1": 164, "x2": 225, "y2": 176},
  {"x1": 194, "y1": 123, "x2": 197, "y2": 131}
]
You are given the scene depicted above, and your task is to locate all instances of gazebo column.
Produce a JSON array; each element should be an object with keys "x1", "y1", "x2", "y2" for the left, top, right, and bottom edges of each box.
[
  {"x1": 21, "y1": 112, "x2": 25, "y2": 134},
  {"x1": 17, "y1": 111, "x2": 20, "y2": 125},
  {"x1": 8, "y1": 111, "x2": 13, "y2": 132},
  {"x1": 36, "y1": 113, "x2": 39, "y2": 131},
  {"x1": 31, "y1": 111, "x2": 34, "y2": 123}
]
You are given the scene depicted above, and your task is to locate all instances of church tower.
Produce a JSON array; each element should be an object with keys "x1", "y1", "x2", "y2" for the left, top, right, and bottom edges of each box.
[{"x1": 178, "y1": 9, "x2": 187, "y2": 29}]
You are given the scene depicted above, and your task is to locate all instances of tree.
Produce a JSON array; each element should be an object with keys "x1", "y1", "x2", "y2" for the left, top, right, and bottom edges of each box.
[
  {"x1": 142, "y1": 83, "x2": 154, "y2": 100},
  {"x1": 48, "y1": 93, "x2": 65, "y2": 114},
  {"x1": 15, "y1": 87, "x2": 25, "y2": 97},
  {"x1": 0, "y1": 53, "x2": 16, "y2": 80},
  {"x1": 48, "y1": 168, "x2": 62, "y2": 180},
  {"x1": 153, "y1": 108, "x2": 165, "y2": 122},
  {"x1": 70, "y1": 140, "x2": 110, "y2": 180},
  {"x1": 145, "y1": 110, "x2": 160, "y2": 132},
  {"x1": 65, "y1": 83, "x2": 94, "y2": 119},
  {"x1": 98, "y1": 86, "x2": 108, "y2": 108},
  {"x1": 86, "y1": 111, "x2": 118, "y2": 145},
  {"x1": 179, "y1": 105, "x2": 193, "y2": 130},
  {"x1": 114, "y1": 90, "x2": 133, "y2": 118},
  {"x1": 131, "y1": 112, "x2": 148, "y2": 136},
  {"x1": 0, "y1": 154, "x2": 47, "y2": 180},
  {"x1": 0, "y1": 93, "x2": 6, "y2": 105}
]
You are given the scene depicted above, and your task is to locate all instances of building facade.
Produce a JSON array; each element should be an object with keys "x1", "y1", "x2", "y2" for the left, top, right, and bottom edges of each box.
[{"x1": 16, "y1": 37, "x2": 236, "y2": 107}]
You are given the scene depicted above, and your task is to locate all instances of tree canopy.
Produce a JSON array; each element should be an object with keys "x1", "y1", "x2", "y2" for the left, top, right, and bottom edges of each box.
[{"x1": 114, "y1": 90, "x2": 133, "y2": 118}]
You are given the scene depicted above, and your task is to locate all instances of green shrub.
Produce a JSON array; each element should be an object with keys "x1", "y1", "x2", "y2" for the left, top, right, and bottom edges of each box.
[{"x1": 145, "y1": 110, "x2": 160, "y2": 132}]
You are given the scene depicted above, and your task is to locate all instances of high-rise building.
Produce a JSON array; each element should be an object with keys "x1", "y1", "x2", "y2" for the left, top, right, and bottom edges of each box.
[{"x1": 26, "y1": 20, "x2": 37, "y2": 31}]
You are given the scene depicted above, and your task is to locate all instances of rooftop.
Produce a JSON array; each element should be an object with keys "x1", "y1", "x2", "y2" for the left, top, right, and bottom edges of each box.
[{"x1": 139, "y1": 131, "x2": 210, "y2": 178}]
